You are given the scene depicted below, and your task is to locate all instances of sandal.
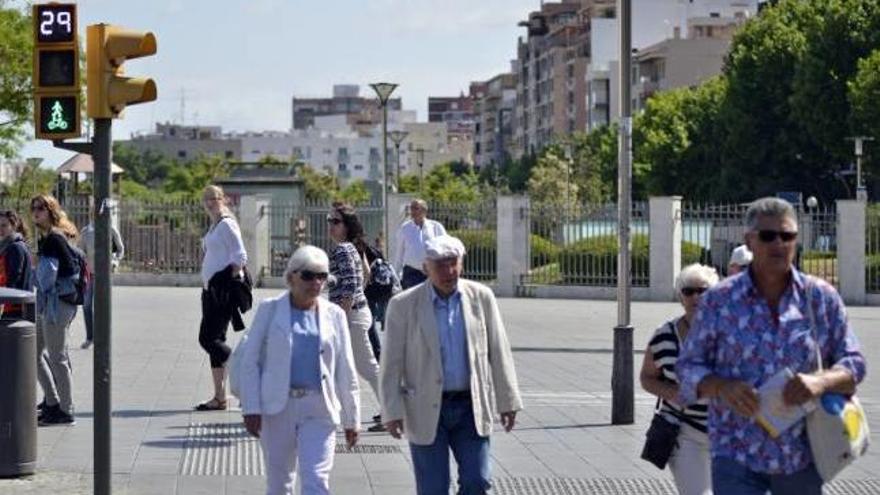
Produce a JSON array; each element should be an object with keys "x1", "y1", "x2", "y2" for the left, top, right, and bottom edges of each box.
[{"x1": 195, "y1": 398, "x2": 227, "y2": 411}]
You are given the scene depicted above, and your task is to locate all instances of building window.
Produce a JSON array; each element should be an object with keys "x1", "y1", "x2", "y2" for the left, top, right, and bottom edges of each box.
[
  {"x1": 354, "y1": 164, "x2": 363, "y2": 170},
  {"x1": 225, "y1": 151, "x2": 234, "y2": 159},
  {"x1": 178, "y1": 150, "x2": 187, "y2": 158}
]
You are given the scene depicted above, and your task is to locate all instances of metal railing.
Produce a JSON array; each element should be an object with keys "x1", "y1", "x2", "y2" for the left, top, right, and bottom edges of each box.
[
  {"x1": 426, "y1": 199, "x2": 498, "y2": 282},
  {"x1": 523, "y1": 202, "x2": 649, "y2": 287},
  {"x1": 868, "y1": 204, "x2": 880, "y2": 293},
  {"x1": 799, "y1": 205, "x2": 838, "y2": 287}
]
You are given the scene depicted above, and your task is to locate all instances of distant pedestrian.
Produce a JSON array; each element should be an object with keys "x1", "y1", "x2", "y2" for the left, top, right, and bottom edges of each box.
[
  {"x1": 239, "y1": 245, "x2": 360, "y2": 495},
  {"x1": 394, "y1": 199, "x2": 446, "y2": 289},
  {"x1": 195, "y1": 185, "x2": 248, "y2": 411},
  {"x1": 326, "y1": 202, "x2": 385, "y2": 431},
  {"x1": 77, "y1": 204, "x2": 125, "y2": 349},
  {"x1": 380, "y1": 235, "x2": 522, "y2": 495},
  {"x1": 677, "y1": 197, "x2": 867, "y2": 495},
  {"x1": 31, "y1": 194, "x2": 79, "y2": 426},
  {"x1": 727, "y1": 244, "x2": 752, "y2": 276},
  {"x1": 640, "y1": 263, "x2": 719, "y2": 495},
  {"x1": 362, "y1": 240, "x2": 402, "y2": 362},
  {"x1": 0, "y1": 209, "x2": 34, "y2": 293}
]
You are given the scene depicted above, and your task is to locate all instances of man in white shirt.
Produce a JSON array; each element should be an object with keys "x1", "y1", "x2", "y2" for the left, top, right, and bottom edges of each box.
[{"x1": 394, "y1": 199, "x2": 446, "y2": 289}]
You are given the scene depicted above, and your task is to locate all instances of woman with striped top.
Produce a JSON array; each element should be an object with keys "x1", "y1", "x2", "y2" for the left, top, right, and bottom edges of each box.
[{"x1": 640, "y1": 263, "x2": 719, "y2": 495}]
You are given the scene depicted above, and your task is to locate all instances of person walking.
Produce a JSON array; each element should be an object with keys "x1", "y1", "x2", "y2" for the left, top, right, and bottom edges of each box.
[
  {"x1": 77, "y1": 205, "x2": 125, "y2": 349},
  {"x1": 380, "y1": 234, "x2": 522, "y2": 495},
  {"x1": 394, "y1": 199, "x2": 446, "y2": 289},
  {"x1": 31, "y1": 194, "x2": 79, "y2": 426},
  {"x1": 195, "y1": 185, "x2": 247, "y2": 411},
  {"x1": 239, "y1": 245, "x2": 360, "y2": 495},
  {"x1": 677, "y1": 197, "x2": 867, "y2": 495},
  {"x1": 326, "y1": 202, "x2": 385, "y2": 431},
  {"x1": 0, "y1": 209, "x2": 34, "y2": 293},
  {"x1": 640, "y1": 263, "x2": 719, "y2": 495},
  {"x1": 727, "y1": 244, "x2": 752, "y2": 276}
]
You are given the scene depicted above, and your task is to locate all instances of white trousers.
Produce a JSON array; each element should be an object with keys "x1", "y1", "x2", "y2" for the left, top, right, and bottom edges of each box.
[
  {"x1": 668, "y1": 422, "x2": 712, "y2": 495},
  {"x1": 345, "y1": 305, "x2": 380, "y2": 398},
  {"x1": 260, "y1": 392, "x2": 337, "y2": 495}
]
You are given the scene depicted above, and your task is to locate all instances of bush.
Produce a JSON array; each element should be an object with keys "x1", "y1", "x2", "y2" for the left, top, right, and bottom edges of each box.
[
  {"x1": 802, "y1": 250, "x2": 836, "y2": 261},
  {"x1": 450, "y1": 230, "x2": 559, "y2": 280}
]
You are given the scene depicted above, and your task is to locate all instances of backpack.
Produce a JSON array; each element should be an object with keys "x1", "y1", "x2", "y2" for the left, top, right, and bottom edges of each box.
[{"x1": 60, "y1": 243, "x2": 90, "y2": 306}]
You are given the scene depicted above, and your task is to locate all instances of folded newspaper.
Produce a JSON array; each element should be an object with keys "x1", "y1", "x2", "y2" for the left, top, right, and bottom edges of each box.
[{"x1": 755, "y1": 367, "x2": 817, "y2": 438}]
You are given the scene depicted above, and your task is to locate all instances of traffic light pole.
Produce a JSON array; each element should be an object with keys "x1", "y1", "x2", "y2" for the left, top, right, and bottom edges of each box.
[{"x1": 93, "y1": 118, "x2": 113, "y2": 495}]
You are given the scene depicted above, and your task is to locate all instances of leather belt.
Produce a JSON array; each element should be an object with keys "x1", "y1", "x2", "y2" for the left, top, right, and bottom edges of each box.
[
  {"x1": 442, "y1": 390, "x2": 471, "y2": 401},
  {"x1": 290, "y1": 388, "x2": 318, "y2": 398}
]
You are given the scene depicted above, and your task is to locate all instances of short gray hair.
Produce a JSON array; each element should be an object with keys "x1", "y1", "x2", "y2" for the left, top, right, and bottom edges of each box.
[
  {"x1": 675, "y1": 263, "x2": 720, "y2": 292},
  {"x1": 744, "y1": 197, "x2": 797, "y2": 231},
  {"x1": 283, "y1": 245, "x2": 329, "y2": 280},
  {"x1": 411, "y1": 198, "x2": 428, "y2": 211}
]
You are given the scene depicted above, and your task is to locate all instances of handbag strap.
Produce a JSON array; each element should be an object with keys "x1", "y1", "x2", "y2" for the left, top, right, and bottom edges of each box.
[{"x1": 804, "y1": 275, "x2": 824, "y2": 372}]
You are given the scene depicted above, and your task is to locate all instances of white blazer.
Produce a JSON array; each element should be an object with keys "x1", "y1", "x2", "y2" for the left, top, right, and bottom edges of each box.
[{"x1": 238, "y1": 292, "x2": 360, "y2": 429}]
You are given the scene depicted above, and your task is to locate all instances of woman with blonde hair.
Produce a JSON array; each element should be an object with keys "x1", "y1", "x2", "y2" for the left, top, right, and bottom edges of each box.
[
  {"x1": 196, "y1": 185, "x2": 248, "y2": 411},
  {"x1": 31, "y1": 194, "x2": 79, "y2": 426}
]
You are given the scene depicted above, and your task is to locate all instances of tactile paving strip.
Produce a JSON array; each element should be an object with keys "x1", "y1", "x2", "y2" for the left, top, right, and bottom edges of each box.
[
  {"x1": 491, "y1": 477, "x2": 880, "y2": 495},
  {"x1": 179, "y1": 422, "x2": 402, "y2": 475}
]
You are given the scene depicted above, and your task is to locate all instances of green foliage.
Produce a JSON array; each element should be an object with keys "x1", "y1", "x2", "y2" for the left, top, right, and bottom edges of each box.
[
  {"x1": 449, "y1": 229, "x2": 560, "y2": 280},
  {"x1": 422, "y1": 162, "x2": 481, "y2": 203},
  {"x1": 527, "y1": 151, "x2": 579, "y2": 206},
  {"x1": 2, "y1": 161, "x2": 57, "y2": 207},
  {"x1": 398, "y1": 174, "x2": 421, "y2": 194},
  {"x1": 297, "y1": 165, "x2": 339, "y2": 202},
  {"x1": 162, "y1": 154, "x2": 229, "y2": 199},
  {"x1": 568, "y1": 125, "x2": 619, "y2": 203},
  {"x1": 334, "y1": 179, "x2": 370, "y2": 205},
  {"x1": 849, "y1": 50, "x2": 880, "y2": 178},
  {"x1": 112, "y1": 143, "x2": 176, "y2": 186},
  {"x1": 0, "y1": 3, "x2": 32, "y2": 158}
]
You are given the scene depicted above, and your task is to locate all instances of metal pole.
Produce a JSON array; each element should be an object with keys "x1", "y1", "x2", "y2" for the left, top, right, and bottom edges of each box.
[
  {"x1": 381, "y1": 104, "x2": 389, "y2": 251},
  {"x1": 93, "y1": 118, "x2": 113, "y2": 494},
  {"x1": 395, "y1": 143, "x2": 402, "y2": 192},
  {"x1": 612, "y1": 0, "x2": 635, "y2": 425}
]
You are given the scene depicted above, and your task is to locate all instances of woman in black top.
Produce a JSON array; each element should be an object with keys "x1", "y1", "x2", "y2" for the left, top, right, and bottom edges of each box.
[
  {"x1": 31, "y1": 194, "x2": 79, "y2": 426},
  {"x1": 0, "y1": 209, "x2": 33, "y2": 292}
]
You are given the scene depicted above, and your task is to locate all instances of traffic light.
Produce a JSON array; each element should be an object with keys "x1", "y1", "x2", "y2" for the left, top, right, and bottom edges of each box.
[
  {"x1": 86, "y1": 24, "x2": 157, "y2": 119},
  {"x1": 32, "y1": 3, "x2": 81, "y2": 140}
]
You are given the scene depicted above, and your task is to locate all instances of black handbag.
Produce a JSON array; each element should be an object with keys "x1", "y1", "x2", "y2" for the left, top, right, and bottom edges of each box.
[{"x1": 640, "y1": 403, "x2": 681, "y2": 470}]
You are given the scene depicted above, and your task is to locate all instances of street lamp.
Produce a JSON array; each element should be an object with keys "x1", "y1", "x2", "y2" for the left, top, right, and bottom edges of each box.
[
  {"x1": 847, "y1": 136, "x2": 874, "y2": 201},
  {"x1": 416, "y1": 147, "x2": 426, "y2": 195},
  {"x1": 370, "y1": 82, "x2": 398, "y2": 249},
  {"x1": 389, "y1": 129, "x2": 409, "y2": 192}
]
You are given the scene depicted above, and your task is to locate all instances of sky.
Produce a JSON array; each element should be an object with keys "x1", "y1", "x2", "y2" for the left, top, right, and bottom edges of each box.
[{"x1": 17, "y1": 0, "x2": 538, "y2": 167}]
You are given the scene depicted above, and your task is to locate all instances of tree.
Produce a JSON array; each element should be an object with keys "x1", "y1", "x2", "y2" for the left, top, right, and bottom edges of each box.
[
  {"x1": 112, "y1": 143, "x2": 176, "y2": 186},
  {"x1": 421, "y1": 162, "x2": 481, "y2": 203},
  {"x1": 527, "y1": 151, "x2": 580, "y2": 206},
  {"x1": 3, "y1": 161, "x2": 57, "y2": 208},
  {"x1": 297, "y1": 165, "x2": 339, "y2": 202},
  {"x1": 334, "y1": 179, "x2": 370, "y2": 205},
  {"x1": 397, "y1": 174, "x2": 420, "y2": 194},
  {"x1": 0, "y1": 3, "x2": 32, "y2": 158},
  {"x1": 568, "y1": 125, "x2": 619, "y2": 203},
  {"x1": 849, "y1": 49, "x2": 880, "y2": 180}
]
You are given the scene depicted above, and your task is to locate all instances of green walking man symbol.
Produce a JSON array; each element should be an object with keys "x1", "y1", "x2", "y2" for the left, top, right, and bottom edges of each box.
[{"x1": 47, "y1": 101, "x2": 69, "y2": 131}]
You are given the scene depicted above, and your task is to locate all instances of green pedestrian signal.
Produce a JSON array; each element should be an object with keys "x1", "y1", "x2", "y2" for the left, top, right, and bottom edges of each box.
[
  {"x1": 37, "y1": 95, "x2": 79, "y2": 139},
  {"x1": 32, "y1": 3, "x2": 81, "y2": 140},
  {"x1": 47, "y1": 101, "x2": 69, "y2": 130}
]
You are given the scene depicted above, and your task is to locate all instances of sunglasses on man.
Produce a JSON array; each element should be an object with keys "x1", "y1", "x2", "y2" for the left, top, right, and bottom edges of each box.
[
  {"x1": 299, "y1": 270, "x2": 329, "y2": 282},
  {"x1": 755, "y1": 230, "x2": 798, "y2": 243},
  {"x1": 681, "y1": 287, "x2": 707, "y2": 297}
]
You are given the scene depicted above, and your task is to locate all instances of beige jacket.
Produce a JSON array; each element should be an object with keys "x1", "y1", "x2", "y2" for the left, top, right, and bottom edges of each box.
[{"x1": 379, "y1": 279, "x2": 523, "y2": 445}]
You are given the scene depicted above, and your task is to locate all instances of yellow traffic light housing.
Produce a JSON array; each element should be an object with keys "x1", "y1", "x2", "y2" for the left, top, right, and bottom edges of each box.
[
  {"x1": 32, "y1": 3, "x2": 81, "y2": 140},
  {"x1": 87, "y1": 24, "x2": 157, "y2": 119}
]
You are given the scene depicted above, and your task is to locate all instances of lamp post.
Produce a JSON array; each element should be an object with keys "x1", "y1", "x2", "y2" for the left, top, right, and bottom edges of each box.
[
  {"x1": 847, "y1": 136, "x2": 874, "y2": 201},
  {"x1": 389, "y1": 130, "x2": 409, "y2": 192},
  {"x1": 416, "y1": 147, "x2": 426, "y2": 195},
  {"x1": 370, "y1": 82, "x2": 398, "y2": 249}
]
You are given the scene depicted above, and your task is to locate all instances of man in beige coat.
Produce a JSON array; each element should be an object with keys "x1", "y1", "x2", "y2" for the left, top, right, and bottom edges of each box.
[{"x1": 380, "y1": 235, "x2": 523, "y2": 495}]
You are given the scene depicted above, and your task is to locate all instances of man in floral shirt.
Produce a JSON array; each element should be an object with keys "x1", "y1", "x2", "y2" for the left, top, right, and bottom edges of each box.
[{"x1": 677, "y1": 197, "x2": 866, "y2": 494}]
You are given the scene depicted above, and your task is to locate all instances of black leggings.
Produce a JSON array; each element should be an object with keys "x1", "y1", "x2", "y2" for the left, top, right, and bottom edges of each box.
[{"x1": 198, "y1": 289, "x2": 233, "y2": 368}]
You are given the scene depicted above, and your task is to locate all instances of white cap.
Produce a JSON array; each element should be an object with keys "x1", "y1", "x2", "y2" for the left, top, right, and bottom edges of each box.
[
  {"x1": 424, "y1": 235, "x2": 466, "y2": 261},
  {"x1": 729, "y1": 245, "x2": 753, "y2": 267}
]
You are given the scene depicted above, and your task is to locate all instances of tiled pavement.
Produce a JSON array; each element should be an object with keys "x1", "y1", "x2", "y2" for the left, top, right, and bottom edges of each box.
[{"x1": 2, "y1": 287, "x2": 879, "y2": 494}]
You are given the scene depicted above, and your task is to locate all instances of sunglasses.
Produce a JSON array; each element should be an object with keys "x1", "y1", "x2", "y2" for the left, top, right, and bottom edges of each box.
[
  {"x1": 756, "y1": 230, "x2": 797, "y2": 243},
  {"x1": 326, "y1": 217, "x2": 342, "y2": 225},
  {"x1": 31, "y1": 204, "x2": 46, "y2": 212},
  {"x1": 299, "y1": 270, "x2": 328, "y2": 282},
  {"x1": 681, "y1": 287, "x2": 707, "y2": 297}
]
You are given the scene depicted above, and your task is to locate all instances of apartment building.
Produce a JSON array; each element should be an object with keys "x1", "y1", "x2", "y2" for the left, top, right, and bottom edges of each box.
[
  {"x1": 292, "y1": 84, "x2": 402, "y2": 131},
  {"x1": 473, "y1": 73, "x2": 517, "y2": 170}
]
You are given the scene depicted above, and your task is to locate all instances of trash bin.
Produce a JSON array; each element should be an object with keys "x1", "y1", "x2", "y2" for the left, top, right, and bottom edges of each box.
[{"x1": 0, "y1": 287, "x2": 37, "y2": 477}]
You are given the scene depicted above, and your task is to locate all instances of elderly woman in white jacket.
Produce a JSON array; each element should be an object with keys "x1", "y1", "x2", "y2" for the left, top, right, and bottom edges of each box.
[{"x1": 239, "y1": 245, "x2": 360, "y2": 495}]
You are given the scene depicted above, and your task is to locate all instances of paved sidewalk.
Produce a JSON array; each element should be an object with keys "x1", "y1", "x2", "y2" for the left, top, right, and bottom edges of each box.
[{"x1": 2, "y1": 286, "x2": 879, "y2": 494}]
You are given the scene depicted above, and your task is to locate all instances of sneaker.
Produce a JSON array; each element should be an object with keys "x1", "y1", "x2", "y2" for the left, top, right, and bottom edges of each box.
[
  {"x1": 39, "y1": 406, "x2": 75, "y2": 426},
  {"x1": 36, "y1": 400, "x2": 46, "y2": 412},
  {"x1": 80, "y1": 340, "x2": 93, "y2": 349}
]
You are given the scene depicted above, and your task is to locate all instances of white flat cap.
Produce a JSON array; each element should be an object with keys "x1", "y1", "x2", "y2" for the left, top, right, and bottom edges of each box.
[
  {"x1": 424, "y1": 235, "x2": 466, "y2": 261},
  {"x1": 729, "y1": 245, "x2": 753, "y2": 267}
]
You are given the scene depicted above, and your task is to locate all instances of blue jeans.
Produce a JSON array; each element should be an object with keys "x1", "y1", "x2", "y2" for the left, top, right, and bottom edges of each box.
[
  {"x1": 712, "y1": 457, "x2": 822, "y2": 495},
  {"x1": 83, "y1": 279, "x2": 94, "y2": 341},
  {"x1": 409, "y1": 397, "x2": 491, "y2": 495}
]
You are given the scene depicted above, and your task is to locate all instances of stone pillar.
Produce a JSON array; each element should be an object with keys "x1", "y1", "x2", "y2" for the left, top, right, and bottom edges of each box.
[
  {"x1": 649, "y1": 196, "x2": 682, "y2": 302},
  {"x1": 837, "y1": 200, "x2": 866, "y2": 305},
  {"x1": 496, "y1": 196, "x2": 530, "y2": 297},
  {"x1": 239, "y1": 194, "x2": 271, "y2": 284}
]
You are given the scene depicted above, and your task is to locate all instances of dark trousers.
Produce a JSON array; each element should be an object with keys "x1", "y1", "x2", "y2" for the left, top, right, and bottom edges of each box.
[
  {"x1": 402, "y1": 265, "x2": 427, "y2": 290},
  {"x1": 198, "y1": 289, "x2": 233, "y2": 368},
  {"x1": 367, "y1": 298, "x2": 385, "y2": 361},
  {"x1": 83, "y1": 278, "x2": 94, "y2": 341}
]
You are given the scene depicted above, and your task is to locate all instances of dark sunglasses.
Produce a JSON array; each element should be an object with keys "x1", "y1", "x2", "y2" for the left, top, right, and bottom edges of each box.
[
  {"x1": 756, "y1": 230, "x2": 797, "y2": 243},
  {"x1": 299, "y1": 270, "x2": 328, "y2": 282},
  {"x1": 31, "y1": 204, "x2": 46, "y2": 212},
  {"x1": 681, "y1": 287, "x2": 707, "y2": 297},
  {"x1": 326, "y1": 217, "x2": 342, "y2": 225}
]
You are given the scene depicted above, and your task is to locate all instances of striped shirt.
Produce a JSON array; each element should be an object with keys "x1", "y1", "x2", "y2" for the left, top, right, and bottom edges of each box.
[{"x1": 648, "y1": 318, "x2": 709, "y2": 433}]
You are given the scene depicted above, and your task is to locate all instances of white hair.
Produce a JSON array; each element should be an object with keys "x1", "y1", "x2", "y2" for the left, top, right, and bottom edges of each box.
[
  {"x1": 675, "y1": 263, "x2": 720, "y2": 292},
  {"x1": 284, "y1": 245, "x2": 329, "y2": 280}
]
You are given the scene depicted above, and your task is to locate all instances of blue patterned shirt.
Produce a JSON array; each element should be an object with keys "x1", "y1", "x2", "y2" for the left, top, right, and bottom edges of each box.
[
  {"x1": 328, "y1": 242, "x2": 366, "y2": 306},
  {"x1": 677, "y1": 269, "x2": 866, "y2": 475},
  {"x1": 429, "y1": 284, "x2": 470, "y2": 391}
]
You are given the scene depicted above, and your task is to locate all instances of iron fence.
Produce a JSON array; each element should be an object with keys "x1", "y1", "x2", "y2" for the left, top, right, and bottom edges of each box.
[
  {"x1": 868, "y1": 204, "x2": 880, "y2": 293},
  {"x1": 523, "y1": 202, "x2": 649, "y2": 287},
  {"x1": 425, "y1": 199, "x2": 497, "y2": 282},
  {"x1": 799, "y1": 205, "x2": 838, "y2": 287}
]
